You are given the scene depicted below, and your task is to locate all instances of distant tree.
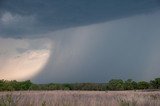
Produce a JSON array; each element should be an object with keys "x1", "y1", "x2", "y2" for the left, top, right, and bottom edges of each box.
[
  {"x1": 10, "y1": 80, "x2": 21, "y2": 90},
  {"x1": 124, "y1": 79, "x2": 134, "y2": 90},
  {"x1": 107, "y1": 79, "x2": 124, "y2": 90},
  {"x1": 63, "y1": 84, "x2": 71, "y2": 90},
  {"x1": 20, "y1": 80, "x2": 33, "y2": 90},
  {"x1": 131, "y1": 81, "x2": 138, "y2": 89},
  {"x1": 0, "y1": 77, "x2": 160, "y2": 91},
  {"x1": 29, "y1": 84, "x2": 40, "y2": 90},
  {"x1": 137, "y1": 81, "x2": 150, "y2": 89},
  {"x1": 47, "y1": 84, "x2": 56, "y2": 90},
  {"x1": 150, "y1": 78, "x2": 160, "y2": 89},
  {"x1": 0, "y1": 80, "x2": 14, "y2": 91},
  {"x1": 0, "y1": 80, "x2": 5, "y2": 91}
]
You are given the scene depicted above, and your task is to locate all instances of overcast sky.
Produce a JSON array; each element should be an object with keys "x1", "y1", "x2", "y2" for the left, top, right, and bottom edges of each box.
[{"x1": 0, "y1": 0, "x2": 160, "y2": 83}]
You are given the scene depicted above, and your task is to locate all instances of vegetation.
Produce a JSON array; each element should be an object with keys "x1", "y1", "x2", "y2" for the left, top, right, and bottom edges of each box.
[
  {"x1": 0, "y1": 78, "x2": 160, "y2": 91},
  {"x1": 0, "y1": 91, "x2": 160, "y2": 106}
]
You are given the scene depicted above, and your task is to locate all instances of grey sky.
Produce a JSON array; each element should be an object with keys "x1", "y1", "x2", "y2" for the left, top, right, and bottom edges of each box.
[
  {"x1": 0, "y1": 0, "x2": 160, "y2": 83},
  {"x1": 1, "y1": 0, "x2": 160, "y2": 37}
]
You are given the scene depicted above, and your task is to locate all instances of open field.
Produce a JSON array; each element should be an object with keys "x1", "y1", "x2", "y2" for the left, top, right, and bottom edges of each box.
[{"x1": 0, "y1": 91, "x2": 160, "y2": 106}]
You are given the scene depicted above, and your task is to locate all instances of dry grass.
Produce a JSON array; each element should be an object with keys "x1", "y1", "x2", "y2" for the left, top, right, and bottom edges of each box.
[{"x1": 0, "y1": 91, "x2": 160, "y2": 106}]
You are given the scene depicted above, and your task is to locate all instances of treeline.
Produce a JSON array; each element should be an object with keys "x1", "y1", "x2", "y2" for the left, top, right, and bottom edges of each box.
[{"x1": 0, "y1": 78, "x2": 160, "y2": 91}]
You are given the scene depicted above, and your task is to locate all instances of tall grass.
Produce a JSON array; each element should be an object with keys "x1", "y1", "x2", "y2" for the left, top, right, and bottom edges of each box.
[{"x1": 0, "y1": 91, "x2": 160, "y2": 106}]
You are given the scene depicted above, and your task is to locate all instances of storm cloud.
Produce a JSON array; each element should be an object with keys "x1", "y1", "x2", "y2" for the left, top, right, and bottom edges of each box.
[
  {"x1": 32, "y1": 12, "x2": 160, "y2": 83},
  {"x1": 0, "y1": 0, "x2": 160, "y2": 83},
  {"x1": 0, "y1": 0, "x2": 160, "y2": 38}
]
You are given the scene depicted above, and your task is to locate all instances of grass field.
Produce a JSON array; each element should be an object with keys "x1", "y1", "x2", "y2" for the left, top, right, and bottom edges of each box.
[{"x1": 0, "y1": 91, "x2": 160, "y2": 106}]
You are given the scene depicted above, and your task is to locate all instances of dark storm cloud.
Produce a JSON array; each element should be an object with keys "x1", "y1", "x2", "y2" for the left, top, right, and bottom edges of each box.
[
  {"x1": 1, "y1": 0, "x2": 160, "y2": 83},
  {"x1": 0, "y1": 0, "x2": 160, "y2": 38}
]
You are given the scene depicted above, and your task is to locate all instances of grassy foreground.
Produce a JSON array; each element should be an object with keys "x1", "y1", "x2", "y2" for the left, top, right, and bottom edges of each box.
[{"x1": 0, "y1": 91, "x2": 160, "y2": 106}]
